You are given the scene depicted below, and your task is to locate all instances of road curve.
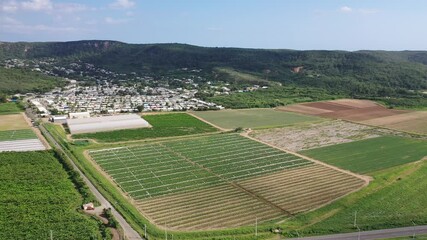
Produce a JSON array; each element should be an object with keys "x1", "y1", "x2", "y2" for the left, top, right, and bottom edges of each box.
[
  {"x1": 39, "y1": 124, "x2": 143, "y2": 240},
  {"x1": 296, "y1": 225, "x2": 427, "y2": 240}
]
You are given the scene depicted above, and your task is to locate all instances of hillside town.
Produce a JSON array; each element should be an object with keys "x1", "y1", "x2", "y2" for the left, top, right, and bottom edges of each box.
[{"x1": 29, "y1": 80, "x2": 224, "y2": 116}]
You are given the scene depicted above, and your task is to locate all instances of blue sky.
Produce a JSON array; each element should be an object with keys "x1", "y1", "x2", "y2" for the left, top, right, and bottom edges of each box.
[{"x1": 1, "y1": 0, "x2": 427, "y2": 50}]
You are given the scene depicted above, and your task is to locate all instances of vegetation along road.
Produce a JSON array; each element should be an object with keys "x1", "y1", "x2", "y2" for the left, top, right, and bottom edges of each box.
[
  {"x1": 38, "y1": 123, "x2": 142, "y2": 240},
  {"x1": 297, "y1": 225, "x2": 427, "y2": 240}
]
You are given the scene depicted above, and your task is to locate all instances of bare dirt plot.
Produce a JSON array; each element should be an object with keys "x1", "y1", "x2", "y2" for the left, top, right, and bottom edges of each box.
[
  {"x1": 329, "y1": 99, "x2": 380, "y2": 108},
  {"x1": 0, "y1": 114, "x2": 30, "y2": 131},
  {"x1": 281, "y1": 99, "x2": 409, "y2": 122},
  {"x1": 136, "y1": 184, "x2": 284, "y2": 231},
  {"x1": 362, "y1": 111, "x2": 427, "y2": 135},
  {"x1": 277, "y1": 104, "x2": 333, "y2": 115},
  {"x1": 237, "y1": 164, "x2": 366, "y2": 214},
  {"x1": 251, "y1": 120, "x2": 385, "y2": 152},
  {"x1": 318, "y1": 106, "x2": 408, "y2": 121},
  {"x1": 303, "y1": 102, "x2": 356, "y2": 111}
]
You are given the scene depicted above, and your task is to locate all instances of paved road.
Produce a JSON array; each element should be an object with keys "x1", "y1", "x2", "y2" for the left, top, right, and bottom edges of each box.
[
  {"x1": 296, "y1": 225, "x2": 427, "y2": 240},
  {"x1": 39, "y1": 123, "x2": 143, "y2": 240}
]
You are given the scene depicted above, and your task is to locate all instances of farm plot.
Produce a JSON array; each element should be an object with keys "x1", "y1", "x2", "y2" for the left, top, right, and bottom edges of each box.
[
  {"x1": 0, "y1": 129, "x2": 46, "y2": 152},
  {"x1": 362, "y1": 111, "x2": 427, "y2": 135},
  {"x1": 237, "y1": 164, "x2": 366, "y2": 214},
  {"x1": 138, "y1": 184, "x2": 284, "y2": 230},
  {"x1": 89, "y1": 134, "x2": 313, "y2": 199},
  {"x1": 192, "y1": 108, "x2": 322, "y2": 130},
  {"x1": 89, "y1": 134, "x2": 367, "y2": 230},
  {"x1": 0, "y1": 151, "x2": 101, "y2": 239},
  {"x1": 75, "y1": 113, "x2": 217, "y2": 142},
  {"x1": 301, "y1": 136, "x2": 427, "y2": 174},
  {"x1": 0, "y1": 113, "x2": 29, "y2": 131},
  {"x1": 251, "y1": 120, "x2": 386, "y2": 152},
  {"x1": 280, "y1": 99, "x2": 408, "y2": 122}
]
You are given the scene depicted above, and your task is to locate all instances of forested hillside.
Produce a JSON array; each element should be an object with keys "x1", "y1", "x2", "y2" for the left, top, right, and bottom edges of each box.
[
  {"x1": 0, "y1": 67, "x2": 65, "y2": 94},
  {"x1": 1, "y1": 40, "x2": 426, "y2": 108}
]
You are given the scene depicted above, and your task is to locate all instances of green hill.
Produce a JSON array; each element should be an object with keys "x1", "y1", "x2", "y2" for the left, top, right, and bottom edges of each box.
[{"x1": 1, "y1": 41, "x2": 426, "y2": 107}]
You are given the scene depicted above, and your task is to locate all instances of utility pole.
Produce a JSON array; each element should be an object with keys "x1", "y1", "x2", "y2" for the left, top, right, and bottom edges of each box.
[
  {"x1": 144, "y1": 224, "x2": 147, "y2": 239},
  {"x1": 50, "y1": 230, "x2": 53, "y2": 240},
  {"x1": 412, "y1": 221, "x2": 416, "y2": 239},
  {"x1": 353, "y1": 211, "x2": 358, "y2": 228},
  {"x1": 255, "y1": 217, "x2": 258, "y2": 237},
  {"x1": 165, "y1": 222, "x2": 168, "y2": 240},
  {"x1": 357, "y1": 226, "x2": 361, "y2": 240}
]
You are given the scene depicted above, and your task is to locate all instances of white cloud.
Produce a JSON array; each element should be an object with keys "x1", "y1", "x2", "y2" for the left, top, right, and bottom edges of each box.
[
  {"x1": 1, "y1": 0, "x2": 19, "y2": 12},
  {"x1": 55, "y1": 3, "x2": 87, "y2": 13},
  {"x1": 21, "y1": 0, "x2": 53, "y2": 11},
  {"x1": 109, "y1": 0, "x2": 135, "y2": 9},
  {"x1": 1, "y1": 0, "x2": 88, "y2": 13},
  {"x1": 0, "y1": 16, "x2": 82, "y2": 34},
  {"x1": 340, "y1": 6, "x2": 352, "y2": 13},
  {"x1": 104, "y1": 17, "x2": 129, "y2": 24}
]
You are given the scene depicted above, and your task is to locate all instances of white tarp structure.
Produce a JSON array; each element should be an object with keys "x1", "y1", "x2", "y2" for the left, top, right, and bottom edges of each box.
[
  {"x1": 67, "y1": 114, "x2": 150, "y2": 134},
  {"x1": 0, "y1": 139, "x2": 46, "y2": 152}
]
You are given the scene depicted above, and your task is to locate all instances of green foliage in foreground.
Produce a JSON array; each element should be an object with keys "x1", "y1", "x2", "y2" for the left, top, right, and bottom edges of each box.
[
  {"x1": 0, "y1": 67, "x2": 65, "y2": 94},
  {"x1": 74, "y1": 113, "x2": 218, "y2": 142},
  {"x1": 300, "y1": 136, "x2": 427, "y2": 174},
  {"x1": 0, "y1": 151, "x2": 101, "y2": 239},
  {"x1": 193, "y1": 108, "x2": 322, "y2": 129},
  {"x1": 0, "y1": 129, "x2": 37, "y2": 141},
  {"x1": 0, "y1": 102, "x2": 23, "y2": 114},
  {"x1": 284, "y1": 160, "x2": 427, "y2": 237},
  {"x1": 207, "y1": 86, "x2": 341, "y2": 109}
]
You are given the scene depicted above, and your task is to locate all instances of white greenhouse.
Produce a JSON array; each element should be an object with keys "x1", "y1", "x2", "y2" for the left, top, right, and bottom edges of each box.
[{"x1": 67, "y1": 114, "x2": 150, "y2": 134}]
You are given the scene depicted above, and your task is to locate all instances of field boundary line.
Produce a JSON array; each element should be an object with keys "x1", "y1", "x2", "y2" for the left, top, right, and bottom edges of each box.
[{"x1": 187, "y1": 112, "x2": 230, "y2": 131}]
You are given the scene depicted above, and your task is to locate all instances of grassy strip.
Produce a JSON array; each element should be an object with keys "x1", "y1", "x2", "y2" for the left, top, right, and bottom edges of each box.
[
  {"x1": 0, "y1": 129, "x2": 37, "y2": 141},
  {"x1": 0, "y1": 102, "x2": 24, "y2": 115},
  {"x1": 300, "y1": 136, "x2": 427, "y2": 174}
]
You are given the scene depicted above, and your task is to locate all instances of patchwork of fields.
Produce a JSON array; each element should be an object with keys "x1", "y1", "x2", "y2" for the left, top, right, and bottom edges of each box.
[
  {"x1": 301, "y1": 136, "x2": 427, "y2": 174},
  {"x1": 192, "y1": 108, "x2": 322, "y2": 130},
  {"x1": 279, "y1": 99, "x2": 427, "y2": 135},
  {"x1": 89, "y1": 134, "x2": 366, "y2": 230}
]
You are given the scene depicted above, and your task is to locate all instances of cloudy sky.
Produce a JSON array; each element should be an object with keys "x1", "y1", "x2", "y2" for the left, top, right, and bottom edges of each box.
[{"x1": 1, "y1": 0, "x2": 427, "y2": 50}]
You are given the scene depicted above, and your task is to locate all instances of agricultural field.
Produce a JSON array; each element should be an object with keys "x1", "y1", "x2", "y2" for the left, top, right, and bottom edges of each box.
[
  {"x1": 89, "y1": 134, "x2": 366, "y2": 230},
  {"x1": 192, "y1": 108, "x2": 322, "y2": 130},
  {"x1": 251, "y1": 120, "x2": 389, "y2": 152},
  {"x1": 0, "y1": 129, "x2": 37, "y2": 141},
  {"x1": 0, "y1": 129, "x2": 46, "y2": 152},
  {"x1": 0, "y1": 102, "x2": 23, "y2": 115},
  {"x1": 300, "y1": 136, "x2": 427, "y2": 174},
  {"x1": 74, "y1": 113, "x2": 217, "y2": 142},
  {"x1": 362, "y1": 111, "x2": 427, "y2": 135},
  {"x1": 0, "y1": 151, "x2": 101, "y2": 239},
  {"x1": 0, "y1": 113, "x2": 29, "y2": 131},
  {"x1": 280, "y1": 99, "x2": 408, "y2": 121},
  {"x1": 286, "y1": 159, "x2": 427, "y2": 236}
]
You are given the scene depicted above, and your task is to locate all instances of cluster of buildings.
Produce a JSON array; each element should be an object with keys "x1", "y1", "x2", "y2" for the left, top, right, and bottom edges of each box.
[{"x1": 30, "y1": 80, "x2": 223, "y2": 117}]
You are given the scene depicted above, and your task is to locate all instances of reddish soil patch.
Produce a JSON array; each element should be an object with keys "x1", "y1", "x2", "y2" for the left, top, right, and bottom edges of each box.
[
  {"x1": 318, "y1": 106, "x2": 408, "y2": 121},
  {"x1": 277, "y1": 105, "x2": 332, "y2": 115},
  {"x1": 303, "y1": 102, "x2": 356, "y2": 112},
  {"x1": 282, "y1": 99, "x2": 409, "y2": 122},
  {"x1": 330, "y1": 99, "x2": 379, "y2": 108}
]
